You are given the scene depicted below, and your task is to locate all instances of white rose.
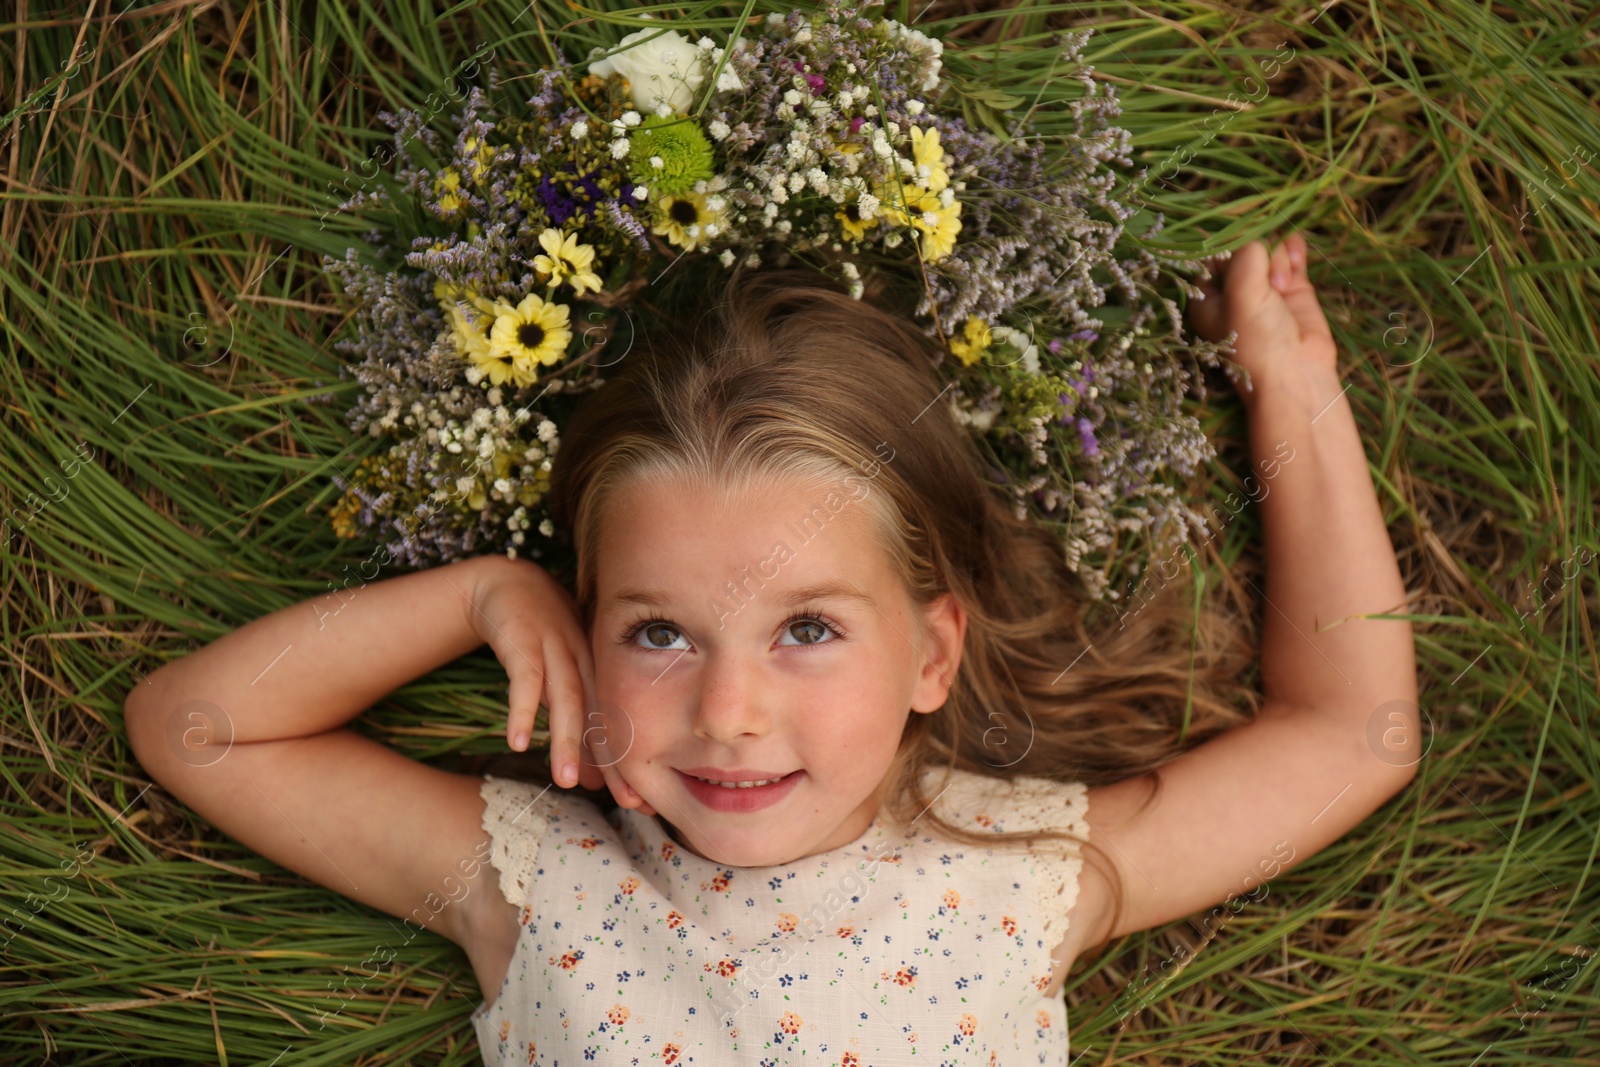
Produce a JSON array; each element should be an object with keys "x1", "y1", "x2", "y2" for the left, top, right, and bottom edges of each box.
[{"x1": 589, "y1": 27, "x2": 705, "y2": 114}]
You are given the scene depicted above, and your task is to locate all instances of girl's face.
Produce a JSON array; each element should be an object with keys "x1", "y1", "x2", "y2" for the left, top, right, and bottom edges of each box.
[{"x1": 587, "y1": 472, "x2": 966, "y2": 868}]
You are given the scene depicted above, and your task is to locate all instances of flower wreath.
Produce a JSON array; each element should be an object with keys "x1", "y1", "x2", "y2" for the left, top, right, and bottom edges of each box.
[{"x1": 321, "y1": 0, "x2": 1232, "y2": 601}]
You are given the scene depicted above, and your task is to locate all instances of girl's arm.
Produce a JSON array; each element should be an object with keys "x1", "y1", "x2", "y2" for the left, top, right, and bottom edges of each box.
[
  {"x1": 1060, "y1": 235, "x2": 1419, "y2": 956},
  {"x1": 122, "y1": 554, "x2": 531, "y2": 967}
]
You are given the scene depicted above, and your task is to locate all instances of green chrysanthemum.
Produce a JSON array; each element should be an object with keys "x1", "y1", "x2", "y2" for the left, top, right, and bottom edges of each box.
[{"x1": 626, "y1": 115, "x2": 715, "y2": 199}]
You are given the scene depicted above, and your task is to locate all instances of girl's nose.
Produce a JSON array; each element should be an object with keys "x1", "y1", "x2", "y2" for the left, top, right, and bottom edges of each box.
[{"x1": 691, "y1": 653, "x2": 771, "y2": 744}]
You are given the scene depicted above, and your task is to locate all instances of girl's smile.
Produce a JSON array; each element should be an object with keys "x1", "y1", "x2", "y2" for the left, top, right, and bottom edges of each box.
[{"x1": 586, "y1": 471, "x2": 966, "y2": 868}]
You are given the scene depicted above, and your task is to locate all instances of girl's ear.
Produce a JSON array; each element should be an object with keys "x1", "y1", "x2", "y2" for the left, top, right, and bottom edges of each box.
[{"x1": 910, "y1": 592, "x2": 967, "y2": 714}]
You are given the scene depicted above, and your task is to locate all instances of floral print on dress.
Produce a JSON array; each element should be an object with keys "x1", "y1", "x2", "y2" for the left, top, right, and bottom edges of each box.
[{"x1": 471, "y1": 765, "x2": 1090, "y2": 1065}]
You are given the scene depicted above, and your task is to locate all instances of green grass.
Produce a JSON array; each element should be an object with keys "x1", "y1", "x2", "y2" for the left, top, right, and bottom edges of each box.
[{"x1": 3, "y1": 0, "x2": 1597, "y2": 1063}]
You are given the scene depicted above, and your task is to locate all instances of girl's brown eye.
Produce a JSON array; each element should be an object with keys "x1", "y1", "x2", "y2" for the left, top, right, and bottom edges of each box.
[
  {"x1": 629, "y1": 621, "x2": 689, "y2": 651},
  {"x1": 788, "y1": 619, "x2": 827, "y2": 645}
]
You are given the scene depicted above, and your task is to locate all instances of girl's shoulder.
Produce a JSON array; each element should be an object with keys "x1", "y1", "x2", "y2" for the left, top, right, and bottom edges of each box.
[
  {"x1": 912, "y1": 765, "x2": 1092, "y2": 947},
  {"x1": 478, "y1": 774, "x2": 618, "y2": 907},
  {"x1": 918, "y1": 764, "x2": 1091, "y2": 843}
]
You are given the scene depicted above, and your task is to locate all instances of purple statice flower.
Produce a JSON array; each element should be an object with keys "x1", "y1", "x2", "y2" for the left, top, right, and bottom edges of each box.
[
  {"x1": 535, "y1": 173, "x2": 579, "y2": 226},
  {"x1": 1076, "y1": 417, "x2": 1101, "y2": 457}
]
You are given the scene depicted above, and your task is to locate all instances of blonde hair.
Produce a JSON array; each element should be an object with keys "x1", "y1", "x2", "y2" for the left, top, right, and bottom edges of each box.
[{"x1": 546, "y1": 264, "x2": 1259, "y2": 950}]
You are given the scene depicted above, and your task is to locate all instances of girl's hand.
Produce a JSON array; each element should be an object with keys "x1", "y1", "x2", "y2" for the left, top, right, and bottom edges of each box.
[
  {"x1": 466, "y1": 558, "x2": 654, "y2": 813},
  {"x1": 1189, "y1": 233, "x2": 1338, "y2": 411}
]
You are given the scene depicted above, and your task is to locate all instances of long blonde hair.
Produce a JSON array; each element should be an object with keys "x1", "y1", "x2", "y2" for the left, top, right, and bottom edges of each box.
[{"x1": 546, "y1": 263, "x2": 1259, "y2": 950}]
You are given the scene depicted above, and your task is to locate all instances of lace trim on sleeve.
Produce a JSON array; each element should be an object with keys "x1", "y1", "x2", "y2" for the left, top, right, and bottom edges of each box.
[
  {"x1": 1004, "y1": 777, "x2": 1091, "y2": 945},
  {"x1": 479, "y1": 775, "x2": 558, "y2": 907}
]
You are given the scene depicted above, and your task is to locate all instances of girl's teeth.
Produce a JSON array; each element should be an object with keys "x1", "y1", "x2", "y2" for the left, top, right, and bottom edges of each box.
[{"x1": 696, "y1": 775, "x2": 784, "y2": 788}]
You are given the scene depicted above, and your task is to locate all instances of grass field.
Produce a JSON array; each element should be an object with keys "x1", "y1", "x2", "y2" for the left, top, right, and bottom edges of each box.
[{"x1": 2, "y1": 0, "x2": 1597, "y2": 1063}]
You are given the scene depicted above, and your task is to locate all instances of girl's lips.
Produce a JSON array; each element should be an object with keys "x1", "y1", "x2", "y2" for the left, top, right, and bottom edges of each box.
[{"x1": 678, "y1": 769, "x2": 804, "y2": 813}]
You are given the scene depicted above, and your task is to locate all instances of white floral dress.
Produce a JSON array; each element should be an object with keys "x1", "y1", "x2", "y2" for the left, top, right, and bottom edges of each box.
[{"x1": 471, "y1": 764, "x2": 1091, "y2": 1066}]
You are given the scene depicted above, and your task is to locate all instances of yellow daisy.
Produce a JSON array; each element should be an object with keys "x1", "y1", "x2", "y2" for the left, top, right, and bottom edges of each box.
[
  {"x1": 949, "y1": 315, "x2": 992, "y2": 367},
  {"x1": 911, "y1": 193, "x2": 962, "y2": 262},
  {"x1": 532, "y1": 228, "x2": 604, "y2": 297},
  {"x1": 909, "y1": 126, "x2": 949, "y2": 192},
  {"x1": 435, "y1": 279, "x2": 498, "y2": 360},
  {"x1": 836, "y1": 194, "x2": 879, "y2": 242},
  {"x1": 878, "y1": 181, "x2": 962, "y2": 263},
  {"x1": 483, "y1": 293, "x2": 573, "y2": 387},
  {"x1": 651, "y1": 190, "x2": 725, "y2": 251}
]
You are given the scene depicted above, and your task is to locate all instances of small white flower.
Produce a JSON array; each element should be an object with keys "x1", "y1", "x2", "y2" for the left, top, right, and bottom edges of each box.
[
  {"x1": 632, "y1": 184, "x2": 649, "y2": 200},
  {"x1": 697, "y1": 36, "x2": 714, "y2": 49},
  {"x1": 906, "y1": 99, "x2": 925, "y2": 115},
  {"x1": 494, "y1": 477, "x2": 513, "y2": 495},
  {"x1": 857, "y1": 191, "x2": 880, "y2": 218},
  {"x1": 836, "y1": 91, "x2": 854, "y2": 111},
  {"x1": 571, "y1": 120, "x2": 588, "y2": 139},
  {"x1": 788, "y1": 172, "x2": 806, "y2": 193},
  {"x1": 539, "y1": 518, "x2": 555, "y2": 537},
  {"x1": 707, "y1": 195, "x2": 725, "y2": 210},
  {"x1": 708, "y1": 118, "x2": 730, "y2": 140},
  {"x1": 783, "y1": 88, "x2": 803, "y2": 106},
  {"x1": 654, "y1": 101, "x2": 673, "y2": 117},
  {"x1": 719, "y1": 249, "x2": 736, "y2": 266},
  {"x1": 650, "y1": 155, "x2": 665, "y2": 169},
  {"x1": 537, "y1": 419, "x2": 557, "y2": 442},
  {"x1": 745, "y1": 252, "x2": 761, "y2": 267},
  {"x1": 611, "y1": 138, "x2": 630, "y2": 159},
  {"x1": 841, "y1": 261, "x2": 860, "y2": 278},
  {"x1": 795, "y1": 26, "x2": 812, "y2": 44},
  {"x1": 939, "y1": 186, "x2": 955, "y2": 207},
  {"x1": 622, "y1": 110, "x2": 641, "y2": 126}
]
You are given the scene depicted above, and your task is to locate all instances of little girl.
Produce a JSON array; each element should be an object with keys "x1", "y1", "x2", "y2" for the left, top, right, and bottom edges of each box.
[{"x1": 124, "y1": 234, "x2": 1417, "y2": 1065}]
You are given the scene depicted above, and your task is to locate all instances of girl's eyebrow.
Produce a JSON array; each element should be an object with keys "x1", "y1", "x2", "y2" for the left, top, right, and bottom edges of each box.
[{"x1": 606, "y1": 578, "x2": 878, "y2": 611}]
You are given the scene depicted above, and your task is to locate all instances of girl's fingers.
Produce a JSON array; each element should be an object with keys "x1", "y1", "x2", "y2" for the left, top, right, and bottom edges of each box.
[
  {"x1": 499, "y1": 637, "x2": 544, "y2": 753},
  {"x1": 541, "y1": 639, "x2": 588, "y2": 787},
  {"x1": 1274, "y1": 234, "x2": 1336, "y2": 347}
]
